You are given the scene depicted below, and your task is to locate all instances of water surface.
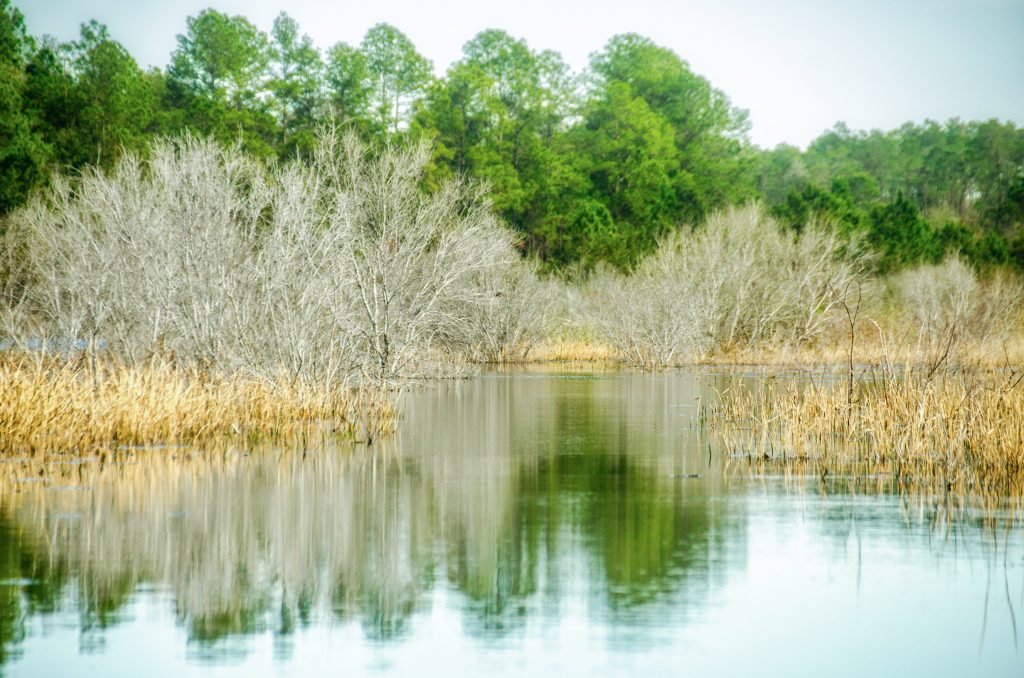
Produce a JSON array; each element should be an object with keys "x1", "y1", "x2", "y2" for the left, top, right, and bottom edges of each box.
[{"x1": 1, "y1": 370, "x2": 1022, "y2": 676}]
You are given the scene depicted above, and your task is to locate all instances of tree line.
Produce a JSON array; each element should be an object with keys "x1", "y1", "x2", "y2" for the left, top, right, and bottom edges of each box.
[{"x1": 2, "y1": 0, "x2": 1022, "y2": 273}]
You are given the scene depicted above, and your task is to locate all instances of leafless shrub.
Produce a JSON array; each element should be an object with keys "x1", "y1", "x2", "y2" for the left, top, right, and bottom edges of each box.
[
  {"x1": 3, "y1": 137, "x2": 272, "y2": 368},
  {"x1": 585, "y1": 262, "x2": 695, "y2": 368},
  {"x1": 312, "y1": 130, "x2": 518, "y2": 384},
  {"x1": 891, "y1": 257, "x2": 1024, "y2": 358},
  {"x1": 589, "y1": 204, "x2": 870, "y2": 367},
  {"x1": 1, "y1": 128, "x2": 520, "y2": 391},
  {"x1": 441, "y1": 258, "x2": 553, "y2": 363}
]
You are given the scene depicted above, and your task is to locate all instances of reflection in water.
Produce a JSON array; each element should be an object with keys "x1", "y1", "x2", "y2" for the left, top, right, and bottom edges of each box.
[{"x1": 0, "y1": 370, "x2": 1022, "y2": 676}]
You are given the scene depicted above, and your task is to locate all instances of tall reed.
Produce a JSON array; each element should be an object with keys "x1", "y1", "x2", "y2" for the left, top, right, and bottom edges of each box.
[
  {"x1": 711, "y1": 367, "x2": 1024, "y2": 500},
  {"x1": 0, "y1": 353, "x2": 395, "y2": 455}
]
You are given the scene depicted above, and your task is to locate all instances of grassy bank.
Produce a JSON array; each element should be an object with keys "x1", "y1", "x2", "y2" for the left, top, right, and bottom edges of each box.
[{"x1": 500, "y1": 332, "x2": 1024, "y2": 369}]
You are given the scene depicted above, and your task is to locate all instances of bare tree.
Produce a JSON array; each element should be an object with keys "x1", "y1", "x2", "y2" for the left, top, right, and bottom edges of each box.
[
  {"x1": 588, "y1": 204, "x2": 870, "y2": 367},
  {"x1": 891, "y1": 256, "x2": 1024, "y2": 362},
  {"x1": 440, "y1": 257, "x2": 553, "y2": 363},
  {"x1": 1, "y1": 128, "x2": 522, "y2": 393},
  {"x1": 313, "y1": 130, "x2": 518, "y2": 385}
]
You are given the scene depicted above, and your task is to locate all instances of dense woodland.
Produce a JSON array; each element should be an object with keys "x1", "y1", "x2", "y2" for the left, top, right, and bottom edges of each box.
[{"x1": 2, "y1": 0, "x2": 1023, "y2": 274}]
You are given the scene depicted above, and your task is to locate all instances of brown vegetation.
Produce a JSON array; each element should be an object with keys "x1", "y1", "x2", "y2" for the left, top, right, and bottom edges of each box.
[
  {"x1": 0, "y1": 353, "x2": 395, "y2": 456},
  {"x1": 711, "y1": 367, "x2": 1024, "y2": 501}
]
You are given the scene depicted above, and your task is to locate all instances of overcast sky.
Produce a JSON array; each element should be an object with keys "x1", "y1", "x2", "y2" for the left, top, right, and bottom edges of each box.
[{"x1": 19, "y1": 0, "x2": 1024, "y2": 149}]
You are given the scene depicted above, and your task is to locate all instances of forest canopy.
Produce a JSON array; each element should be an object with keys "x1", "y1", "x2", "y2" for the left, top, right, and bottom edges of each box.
[{"x1": 2, "y1": 0, "x2": 1022, "y2": 274}]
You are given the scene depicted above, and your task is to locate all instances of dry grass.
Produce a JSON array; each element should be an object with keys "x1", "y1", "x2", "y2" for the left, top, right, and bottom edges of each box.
[
  {"x1": 711, "y1": 367, "x2": 1024, "y2": 501},
  {"x1": 497, "y1": 332, "x2": 1024, "y2": 370},
  {"x1": 695, "y1": 332, "x2": 1024, "y2": 369},
  {"x1": 516, "y1": 337, "x2": 619, "y2": 363},
  {"x1": 0, "y1": 354, "x2": 397, "y2": 456}
]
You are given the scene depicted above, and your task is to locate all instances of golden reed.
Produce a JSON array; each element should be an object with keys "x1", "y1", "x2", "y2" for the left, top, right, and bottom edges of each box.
[
  {"x1": 0, "y1": 354, "x2": 395, "y2": 456},
  {"x1": 711, "y1": 367, "x2": 1024, "y2": 500}
]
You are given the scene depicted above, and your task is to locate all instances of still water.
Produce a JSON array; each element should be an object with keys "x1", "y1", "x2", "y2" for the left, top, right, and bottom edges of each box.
[{"x1": 1, "y1": 369, "x2": 1023, "y2": 677}]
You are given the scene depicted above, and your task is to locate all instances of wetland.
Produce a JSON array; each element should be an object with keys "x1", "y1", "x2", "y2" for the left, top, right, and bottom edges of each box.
[{"x1": 1, "y1": 369, "x2": 1022, "y2": 677}]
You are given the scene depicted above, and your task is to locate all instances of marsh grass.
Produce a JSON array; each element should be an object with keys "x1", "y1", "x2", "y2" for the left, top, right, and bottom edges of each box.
[
  {"x1": 0, "y1": 353, "x2": 396, "y2": 457},
  {"x1": 511, "y1": 337, "x2": 619, "y2": 363},
  {"x1": 692, "y1": 331, "x2": 1024, "y2": 369},
  {"x1": 492, "y1": 327, "x2": 1024, "y2": 371},
  {"x1": 711, "y1": 367, "x2": 1024, "y2": 502}
]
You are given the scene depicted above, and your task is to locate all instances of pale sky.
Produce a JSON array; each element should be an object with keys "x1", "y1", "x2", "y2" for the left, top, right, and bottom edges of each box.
[{"x1": 19, "y1": 0, "x2": 1024, "y2": 149}]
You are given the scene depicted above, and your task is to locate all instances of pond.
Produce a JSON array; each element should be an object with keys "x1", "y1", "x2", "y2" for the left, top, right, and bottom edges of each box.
[{"x1": 1, "y1": 369, "x2": 1022, "y2": 677}]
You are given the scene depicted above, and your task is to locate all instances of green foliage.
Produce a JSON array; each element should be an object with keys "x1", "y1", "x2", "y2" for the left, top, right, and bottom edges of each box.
[
  {"x1": 529, "y1": 197, "x2": 622, "y2": 273},
  {"x1": 776, "y1": 180, "x2": 1017, "y2": 273},
  {"x1": 589, "y1": 34, "x2": 754, "y2": 212},
  {"x1": 268, "y1": 12, "x2": 324, "y2": 157},
  {"x1": 867, "y1": 194, "x2": 937, "y2": 271},
  {"x1": 169, "y1": 9, "x2": 269, "y2": 106},
  {"x1": 989, "y1": 170, "x2": 1024, "y2": 230},
  {"x1": 63, "y1": 21, "x2": 156, "y2": 167},
  {"x1": 0, "y1": 0, "x2": 30, "y2": 66},
  {"x1": 1, "y1": 0, "x2": 1022, "y2": 276},
  {"x1": 325, "y1": 41, "x2": 371, "y2": 130},
  {"x1": 573, "y1": 81, "x2": 678, "y2": 262},
  {"x1": 0, "y1": 66, "x2": 49, "y2": 214},
  {"x1": 360, "y1": 23, "x2": 431, "y2": 137},
  {"x1": 801, "y1": 118, "x2": 1024, "y2": 231},
  {"x1": 166, "y1": 9, "x2": 275, "y2": 157},
  {"x1": 772, "y1": 182, "x2": 865, "y2": 235},
  {"x1": 413, "y1": 30, "x2": 577, "y2": 262},
  {"x1": 0, "y1": 0, "x2": 48, "y2": 215},
  {"x1": 1011, "y1": 233, "x2": 1024, "y2": 269},
  {"x1": 963, "y1": 230, "x2": 1011, "y2": 269},
  {"x1": 755, "y1": 144, "x2": 807, "y2": 205},
  {"x1": 567, "y1": 34, "x2": 756, "y2": 266},
  {"x1": 414, "y1": 30, "x2": 760, "y2": 270}
]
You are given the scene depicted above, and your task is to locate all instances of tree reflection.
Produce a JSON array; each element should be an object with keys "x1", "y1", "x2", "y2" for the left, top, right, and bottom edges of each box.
[
  {"x1": 0, "y1": 509, "x2": 68, "y2": 665},
  {"x1": 399, "y1": 372, "x2": 740, "y2": 629},
  {"x1": 0, "y1": 370, "x2": 743, "y2": 661}
]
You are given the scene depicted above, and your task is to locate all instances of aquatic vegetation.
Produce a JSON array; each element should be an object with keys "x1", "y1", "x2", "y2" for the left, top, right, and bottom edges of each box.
[
  {"x1": 522, "y1": 337, "x2": 619, "y2": 364},
  {"x1": 0, "y1": 353, "x2": 396, "y2": 455},
  {"x1": 0, "y1": 128, "x2": 539, "y2": 454},
  {"x1": 1, "y1": 134, "x2": 1021, "y2": 462},
  {"x1": 711, "y1": 367, "x2": 1024, "y2": 500},
  {"x1": 0, "y1": 371, "x2": 735, "y2": 644},
  {"x1": 1, "y1": 368, "x2": 1019, "y2": 673},
  {"x1": 888, "y1": 257, "x2": 1024, "y2": 366},
  {"x1": 438, "y1": 258, "x2": 555, "y2": 363},
  {"x1": 565, "y1": 205, "x2": 1023, "y2": 370}
]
